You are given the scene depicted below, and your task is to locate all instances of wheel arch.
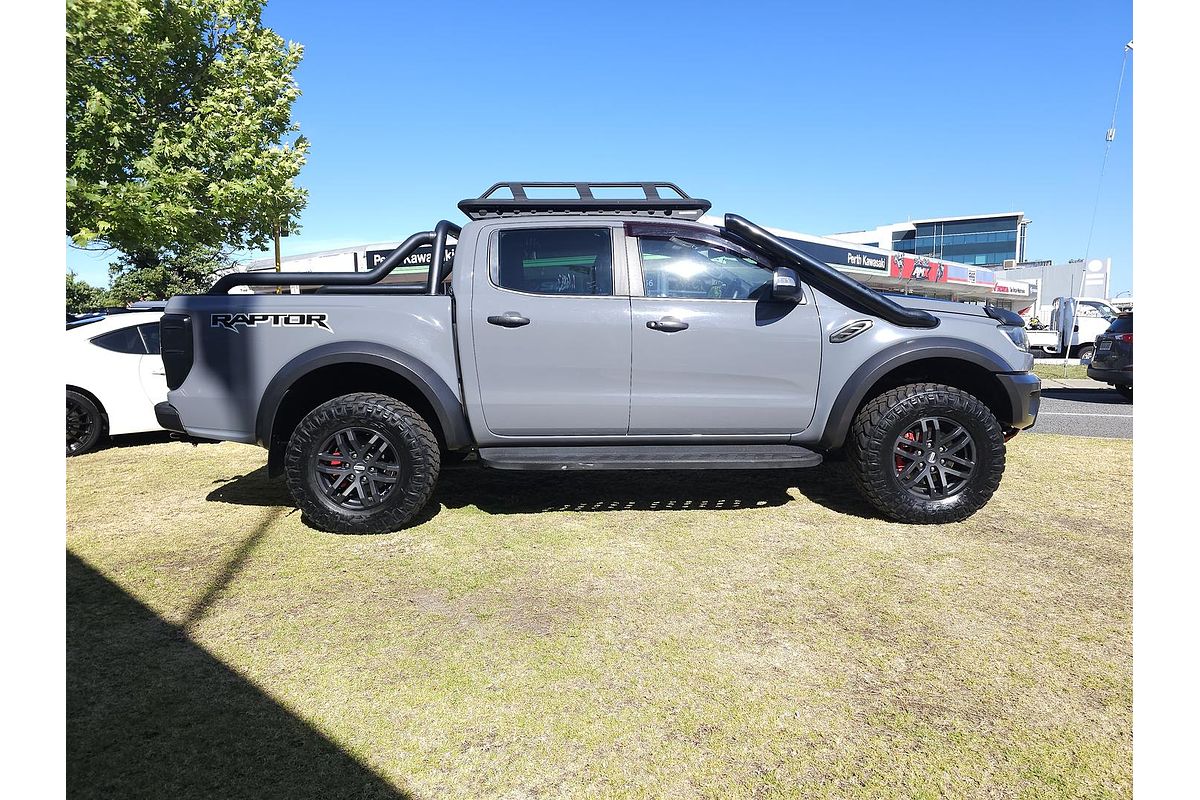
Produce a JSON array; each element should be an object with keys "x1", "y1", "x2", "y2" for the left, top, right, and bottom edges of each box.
[
  {"x1": 257, "y1": 342, "x2": 470, "y2": 477},
  {"x1": 818, "y1": 340, "x2": 1017, "y2": 451},
  {"x1": 66, "y1": 384, "x2": 109, "y2": 423}
]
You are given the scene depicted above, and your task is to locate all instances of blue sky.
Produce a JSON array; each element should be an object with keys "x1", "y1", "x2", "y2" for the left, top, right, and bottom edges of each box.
[{"x1": 67, "y1": 0, "x2": 1133, "y2": 294}]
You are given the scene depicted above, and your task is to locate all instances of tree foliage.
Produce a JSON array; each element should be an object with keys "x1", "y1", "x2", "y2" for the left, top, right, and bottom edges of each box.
[
  {"x1": 66, "y1": 0, "x2": 309, "y2": 274},
  {"x1": 104, "y1": 247, "x2": 232, "y2": 305},
  {"x1": 66, "y1": 272, "x2": 109, "y2": 314}
]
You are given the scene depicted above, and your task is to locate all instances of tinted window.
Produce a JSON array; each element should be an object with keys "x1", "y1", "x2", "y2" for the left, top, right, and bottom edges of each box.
[
  {"x1": 1107, "y1": 314, "x2": 1132, "y2": 334},
  {"x1": 138, "y1": 323, "x2": 161, "y2": 354},
  {"x1": 497, "y1": 228, "x2": 613, "y2": 295},
  {"x1": 639, "y1": 237, "x2": 773, "y2": 300},
  {"x1": 91, "y1": 325, "x2": 148, "y2": 354}
]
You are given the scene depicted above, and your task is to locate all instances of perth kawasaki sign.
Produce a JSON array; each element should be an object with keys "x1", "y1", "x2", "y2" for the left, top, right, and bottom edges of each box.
[
  {"x1": 781, "y1": 238, "x2": 890, "y2": 273},
  {"x1": 364, "y1": 245, "x2": 456, "y2": 272}
]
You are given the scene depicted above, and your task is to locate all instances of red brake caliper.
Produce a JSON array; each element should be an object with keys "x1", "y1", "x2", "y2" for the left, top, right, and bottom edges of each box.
[
  {"x1": 896, "y1": 432, "x2": 917, "y2": 473},
  {"x1": 330, "y1": 450, "x2": 342, "y2": 467}
]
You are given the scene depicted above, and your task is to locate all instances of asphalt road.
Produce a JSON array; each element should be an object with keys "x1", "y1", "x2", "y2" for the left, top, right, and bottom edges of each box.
[{"x1": 1029, "y1": 381, "x2": 1133, "y2": 439}]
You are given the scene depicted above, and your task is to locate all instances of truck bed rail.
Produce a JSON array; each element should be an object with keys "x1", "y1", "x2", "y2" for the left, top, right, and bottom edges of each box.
[{"x1": 208, "y1": 220, "x2": 461, "y2": 295}]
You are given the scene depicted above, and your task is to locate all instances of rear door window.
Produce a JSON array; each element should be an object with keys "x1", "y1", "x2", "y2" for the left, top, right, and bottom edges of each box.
[
  {"x1": 137, "y1": 323, "x2": 161, "y2": 354},
  {"x1": 91, "y1": 325, "x2": 148, "y2": 354},
  {"x1": 497, "y1": 228, "x2": 613, "y2": 296}
]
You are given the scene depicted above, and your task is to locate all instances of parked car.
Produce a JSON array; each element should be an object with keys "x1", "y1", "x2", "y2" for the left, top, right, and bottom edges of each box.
[
  {"x1": 1022, "y1": 297, "x2": 1120, "y2": 362},
  {"x1": 1087, "y1": 312, "x2": 1133, "y2": 401},
  {"x1": 66, "y1": 311, "x2": 168, "y2": 455},
  {"x1": 157, "y1": 182, "x2": 1040, "y2": 531}
]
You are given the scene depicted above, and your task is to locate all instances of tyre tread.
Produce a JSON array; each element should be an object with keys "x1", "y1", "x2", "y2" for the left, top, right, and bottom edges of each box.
[
  {"x1": 847, "y1": 382, "x2": 1005, "y2": 524},
  {"x1": 283, "y1": 392, "x2": 440, "y2": 533}
]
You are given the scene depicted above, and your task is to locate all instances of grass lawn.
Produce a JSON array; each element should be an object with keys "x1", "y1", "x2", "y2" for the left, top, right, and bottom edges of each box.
[
  {"x1": 67, "y1": 434, "x2": 1131, "y2": 799},
  {"x1": 1032, "y1": 363, "x2": 1093, "y2": 381}
]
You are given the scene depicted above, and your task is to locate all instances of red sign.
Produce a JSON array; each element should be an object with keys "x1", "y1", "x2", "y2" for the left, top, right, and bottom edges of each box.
[{"x1": 890, "y1": 254, "x2": 948, "y2": 283}]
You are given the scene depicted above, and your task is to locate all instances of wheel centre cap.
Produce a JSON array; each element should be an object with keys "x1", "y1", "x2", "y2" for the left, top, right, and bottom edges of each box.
[{"x1": 353, "y1": 463, "x2": 366, "y2": 472}]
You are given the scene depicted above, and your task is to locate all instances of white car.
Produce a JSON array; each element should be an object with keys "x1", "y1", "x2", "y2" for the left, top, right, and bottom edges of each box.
[{"x1": 66, "y1": 311, "x2": 168, "y2": 455}]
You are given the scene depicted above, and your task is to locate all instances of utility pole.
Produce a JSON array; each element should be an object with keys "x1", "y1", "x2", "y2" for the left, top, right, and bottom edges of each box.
[{"x1": 273, "y1": 220, "x2": 285, "y2": 294}]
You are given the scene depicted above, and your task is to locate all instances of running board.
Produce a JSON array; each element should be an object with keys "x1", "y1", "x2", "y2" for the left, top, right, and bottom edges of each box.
[{"x1": 476, "y1": 444, "x2": 823, "y2": 471}]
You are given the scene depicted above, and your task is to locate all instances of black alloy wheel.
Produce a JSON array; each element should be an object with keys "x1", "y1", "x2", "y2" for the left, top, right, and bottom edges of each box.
[
  {"x1": 66, "y1": 390, "x2": 104, "y2": 456},
  {"x1": 892, "y1": 417, "x2": 977, "y2": 500},
  {"x1": 847, "y1": 382, "x2": 1005, "y2": 524},
  {"x1": 312, "y1": 426, "x2": 403, "y2": 510},
  {"x1": 284, "y1": 393, "x2": 441, "y2": 534}
]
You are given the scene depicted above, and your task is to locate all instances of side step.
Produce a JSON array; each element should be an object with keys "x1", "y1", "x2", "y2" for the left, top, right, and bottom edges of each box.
[{"x1": 476, "y1": 444, "x2": 823, "y2": 471}]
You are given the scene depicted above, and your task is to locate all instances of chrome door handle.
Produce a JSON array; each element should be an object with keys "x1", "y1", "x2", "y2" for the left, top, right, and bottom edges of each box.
[
  {"x1": 647, "y1": 317, "x2": 689, "y2": 333},
  {"x1": 487, "y1": 313, "x2": 530, "y2": 328}
]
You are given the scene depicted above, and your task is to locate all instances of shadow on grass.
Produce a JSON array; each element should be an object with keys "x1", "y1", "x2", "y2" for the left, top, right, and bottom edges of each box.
[
  {"x1": 206, "y1": 459, "x2": 879, "y2": 525},
  {"x1": 67, "y1": 552, "x2": 409, "y2": 799}
]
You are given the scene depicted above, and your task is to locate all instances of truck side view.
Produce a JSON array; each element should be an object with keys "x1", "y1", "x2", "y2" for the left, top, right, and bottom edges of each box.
[{"x1": 157, "y1": 182, "x2": 1040, "y2": 532}]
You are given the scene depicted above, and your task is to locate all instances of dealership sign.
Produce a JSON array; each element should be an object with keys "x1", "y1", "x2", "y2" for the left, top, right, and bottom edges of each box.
[
  {"x1": 992, "y1": 280, "x2": 1031, "y2": 296},
  {"x1": 782, "y1": 238, "x2": 890, "y2": 273},
  {"x1": 364, "y1": 245, "x2": 456, "y2": 272}
]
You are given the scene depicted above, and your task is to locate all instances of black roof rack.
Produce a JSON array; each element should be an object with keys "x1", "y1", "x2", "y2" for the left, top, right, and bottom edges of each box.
[{"x1": 458, "y1": 182, "x2": 711, "y2": 221}]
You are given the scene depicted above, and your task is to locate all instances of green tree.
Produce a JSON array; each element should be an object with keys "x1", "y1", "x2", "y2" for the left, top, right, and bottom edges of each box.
[
  {"x1": 66, "y1": 0, "x2": 309, "y2": 285},
  {"x1": 104, "y1": 246, "x2": 231, "y2": 305},
  {"x1": 66, "y1": 272, "x2": 109, "y2": 314}
]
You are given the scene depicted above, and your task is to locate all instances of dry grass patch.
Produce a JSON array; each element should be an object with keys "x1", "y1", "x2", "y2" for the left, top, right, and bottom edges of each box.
[{"x1": 67, "y1": 433, "x2": 1131, "y2": 799}]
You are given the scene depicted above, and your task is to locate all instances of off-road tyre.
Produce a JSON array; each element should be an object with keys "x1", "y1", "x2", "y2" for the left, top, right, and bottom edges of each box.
[
  {"x1": 1115, "y1": 385, "x2": 1132, "y2": 402},
  {"x1": 67, "y1": 390, "x2": 106, "y2": 456},
  {"x1": 848, "y1": 382, "x2": 1005, "y2": 524},
  {"x1": 284, "y1": 393, "x2": 440, "y2": 534}
]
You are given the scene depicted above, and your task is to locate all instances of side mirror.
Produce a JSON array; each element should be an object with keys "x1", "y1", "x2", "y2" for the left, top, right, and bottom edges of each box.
[{"x1": 772, "y1": 267, "x2": 801, "y2": 301}]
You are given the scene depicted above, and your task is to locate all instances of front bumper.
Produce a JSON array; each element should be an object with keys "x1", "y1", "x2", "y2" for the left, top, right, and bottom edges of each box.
[
  {"x1": 996, "y1": 372, "x2": 1041, "y2": 431},
  {"x1": 154, "y1": 402, "x2": 186, "y2": 434}
]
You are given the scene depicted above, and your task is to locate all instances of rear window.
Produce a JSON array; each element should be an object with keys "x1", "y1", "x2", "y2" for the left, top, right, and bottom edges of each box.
[
  {"x1": 1106, "y1": 314, "x2": 1132, "y2": 334},
  {"x1": 138, "y1": 323, "x2": 161, "y2": 354},
  {"x1": 497, "y1": 228, "x2": 613, "y2": 296},
  {"x1": 91, "y1": 325, "x2": 148, "y2": 354}
]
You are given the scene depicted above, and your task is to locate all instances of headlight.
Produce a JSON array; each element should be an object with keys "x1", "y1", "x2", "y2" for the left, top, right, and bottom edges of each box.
[{"x1": 1000, "y1": 324, "x2": 1029, "y2": 352}]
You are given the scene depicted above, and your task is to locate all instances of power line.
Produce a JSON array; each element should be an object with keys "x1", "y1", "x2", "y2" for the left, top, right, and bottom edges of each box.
[{"x1": 1083, "y1": 41, "x2": 1132, "y2": 265}]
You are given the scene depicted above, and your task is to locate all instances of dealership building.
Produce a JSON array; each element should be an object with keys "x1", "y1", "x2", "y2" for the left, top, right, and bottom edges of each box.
[{"x1": 237, "y1": 211, "x2": 1108, "y2": 315}]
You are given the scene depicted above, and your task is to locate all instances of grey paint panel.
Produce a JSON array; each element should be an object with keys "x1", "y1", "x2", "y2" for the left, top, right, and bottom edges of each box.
[
  {"x1": 629, "y1": 297, "x2": 821, "y2": 434},
  {"x1": 470, "y1": 293, "x2": 633, "y2": 435},
  {"x1": 165, "y1": 294, "x2": 458, "y2": 444},
  {"x1": 467, "y1": 222, "x2": 634, "y2": 437},
  {"x1": 255, "y1": 341, "x2": 471, "y2": 450}
]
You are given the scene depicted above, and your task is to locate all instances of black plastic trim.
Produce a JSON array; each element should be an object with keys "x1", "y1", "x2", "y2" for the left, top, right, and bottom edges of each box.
[
  {"x1": 815, "y1": 338, "x2": 1017, "y2": 450},
  {"x1": 460, "y1": 182, "x2": 710, "y2": 220},
  {"x1": 208, "y1": 222, "x2": 461, "y2": 294},
  {"x1": 722, "y1": 214, "x2": 939, "y2": 329},
  {"x1": 477, "y1": 444, "x2": 823, "y2": 471},
  {"x1": 995, "y1": 372, "x2": 1041, "y2": 430},
  {"x1": 154, "y1": 402, "x2": 185, "y2": 434},
  {"x1": 255, "y1": 341, "x2": 472, "y2": 452},
  {"x1": 984, "y1": 305, "x2": 1026, "y2": 327},
  {"x1": 159, "y1": 313, "x2": 193, "y2": 390}
]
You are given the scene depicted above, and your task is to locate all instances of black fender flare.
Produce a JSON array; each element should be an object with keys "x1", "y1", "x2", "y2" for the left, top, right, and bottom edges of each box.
[
  {"x1": 816, "y1": 337, "x2": 1015, "y2": 450},
  {"x1": 255, "y1": 341, "x2": 471, "y2": 451}
]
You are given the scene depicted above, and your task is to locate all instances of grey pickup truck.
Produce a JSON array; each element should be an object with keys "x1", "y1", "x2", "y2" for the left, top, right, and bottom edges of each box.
[{"x1": 157, "y1": 182, "x2": 1040, "y2": 532}]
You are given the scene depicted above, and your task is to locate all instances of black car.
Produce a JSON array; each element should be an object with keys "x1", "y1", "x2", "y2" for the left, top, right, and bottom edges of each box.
[{"x1": 1087, "y1": 312, "x2": 1132, "y2": 401}]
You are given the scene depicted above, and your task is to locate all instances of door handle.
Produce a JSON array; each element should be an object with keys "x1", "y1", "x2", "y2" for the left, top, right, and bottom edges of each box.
[
  {"x1": 647, "y1": 317, "x2": 689, "y2": 333},
  {"x1": 487, "y1": 313, "x2": 531, "y2": 328}
]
